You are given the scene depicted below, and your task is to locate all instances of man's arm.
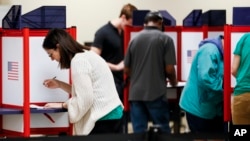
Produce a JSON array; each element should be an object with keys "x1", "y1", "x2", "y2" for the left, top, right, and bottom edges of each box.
[
  {"x1": 91, "y1": 46, "x2": 124, "y2": 71},
  {"x1": 165, "y1": 65, "x2": 177, "y2": 86},
  {"x1": 231, "y1": 55, "x2": 240, "y2": 77},
  {"x1": 108, "y1": 60, "x2": 124, "y2": 71},
  {"x1": 124, "y1": 66, "x2": 131, "y2": 77}
]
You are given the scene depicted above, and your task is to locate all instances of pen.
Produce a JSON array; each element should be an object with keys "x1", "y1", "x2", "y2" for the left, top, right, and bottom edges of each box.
[{"x1": 43, "y1": 76, "x2": 57, "y2": 86}]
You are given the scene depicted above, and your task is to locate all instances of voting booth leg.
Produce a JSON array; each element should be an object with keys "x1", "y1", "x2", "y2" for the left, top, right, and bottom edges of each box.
[{"x1": 123, "y1": 111, "x2": 129, "y2": 134}]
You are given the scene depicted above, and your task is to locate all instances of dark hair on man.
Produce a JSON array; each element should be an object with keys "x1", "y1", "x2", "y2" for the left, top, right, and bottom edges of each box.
[
  {"x1": 144, "y1": 11, "x2": 163, "y2": 24},
  {"x1": 43, "y1": 28, "x2": 89, "y2": 69},
  {"x1": 119, "y1": 3, "x2": 137, "y2": 20}
]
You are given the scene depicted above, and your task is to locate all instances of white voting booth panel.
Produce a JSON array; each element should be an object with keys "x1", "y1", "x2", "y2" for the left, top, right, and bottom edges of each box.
[
  {"x1": 181, "y1": 31, "x2": 224, "y2": 81},
  {"x1": 2, "y1": 37, "x2": 24, "y2": 105},
  {"x1": 1, "y1": 29, "x2": 71, "y2": 135},
  {"x1": 181, "y1": 32, "x2": 203, "y2": 81},
  {"x1": 2, "y1": 37, "x2": 69, "y2": 104},
  {"x1": 208, "y1": 31, "x2": 224, "y2": 39},
  {"x1": 3, "y1": 114, "x2": 69, "y2": 132}
]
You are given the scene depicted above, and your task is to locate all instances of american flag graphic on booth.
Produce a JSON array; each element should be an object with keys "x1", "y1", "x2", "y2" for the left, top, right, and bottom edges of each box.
[
  {"x1": 187, "y1": 50, "x2": 197, "y2": 63},
  {"x1": 7, "y1": 61, "x2": 19, "y2": 80}
]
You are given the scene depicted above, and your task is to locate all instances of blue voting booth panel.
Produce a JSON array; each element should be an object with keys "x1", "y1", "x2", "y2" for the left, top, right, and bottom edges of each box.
[
  {"x1": 159, "y1": 10, "x2": 176, "y2": 26},
  {"x1": 2, "y1": 5, "x2": 66, "y2": 29},
  {"x1": 21, "y1": 6, "x2": 66, "y2": 29},
  {"x1": 183, "y1": 9, "x2": 203, "y2": 27},
  {"x1": 233, "y1": 7, "x2": 250, "y2": 26},
  {"x1": 133, "y1": 10, "x2": 176, "y2": 26},
  {"x1": 132, "y1": 10, "x2": 150, "y2": 26},
  {"x1": 2, "y1": 5, "x2": 22, "y2": 29},
  {"x1": 201, "y1": 10, "x2": 226, "y2": 26}
]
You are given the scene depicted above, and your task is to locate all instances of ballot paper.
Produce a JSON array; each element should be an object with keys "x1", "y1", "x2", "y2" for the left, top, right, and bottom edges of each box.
[
  {"x1": 167, "y1": 81, "x2": 186, "y2": 88},
  {"x1": 30, "y1": 104, "x2": 44, "y2": 109}
]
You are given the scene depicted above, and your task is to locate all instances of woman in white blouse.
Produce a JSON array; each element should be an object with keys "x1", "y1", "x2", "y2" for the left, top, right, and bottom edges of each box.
[{"x1": 42, "y1": 28, "x2": 123, "y2": 135}]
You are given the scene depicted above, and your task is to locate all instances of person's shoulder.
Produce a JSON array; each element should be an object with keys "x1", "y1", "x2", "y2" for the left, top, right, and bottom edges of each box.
[
  {"x1": 95, "y1": 22, "x2": 110, "y2": 33},
  {"x1": 242, "y1": 32, "x2": 250, "y2": 37},
  {"x1": 200, "y1": 43, "x2": 219, "y2": 54},
  {"x1": 72, "y1": 51, "x2": 98, "y2": 64},
  {"x1": 159, "y1": 32, "x2": 173, "y2": 41}
]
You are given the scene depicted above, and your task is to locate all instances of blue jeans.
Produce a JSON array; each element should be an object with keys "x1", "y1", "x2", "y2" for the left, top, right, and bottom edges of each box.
[{"x1": 129, "y1": 95, "x2": 171, "y2": 134}]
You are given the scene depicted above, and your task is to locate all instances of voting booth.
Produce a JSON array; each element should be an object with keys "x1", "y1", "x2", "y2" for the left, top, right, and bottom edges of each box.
[
  {"x1": 124, "y1": 8, "x2": 226, "y2": 134},
  {"x1": 123, "y1": 24, "x2": 225, "y2": 133},
  {"x1": 125, "y1": 9, "x2": 227, "y2": 133},
  {"x1": 0, "y1": 27, "x2": 77, "y2": 137},
  {"x1": 180, "y1": 26, "x2": 224, "y2": 81},
  {"x1": 223, "y1": 25, "x2": 250, "y2": 122}
]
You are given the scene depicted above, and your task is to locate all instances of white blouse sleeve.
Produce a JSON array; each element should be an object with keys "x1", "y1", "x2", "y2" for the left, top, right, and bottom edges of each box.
[{"x1": 66, "y1": 58, "x2": 94, "y2": 123}]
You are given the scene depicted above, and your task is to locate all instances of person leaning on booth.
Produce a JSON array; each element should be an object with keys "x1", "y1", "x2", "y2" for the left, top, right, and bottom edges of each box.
[
  {"x1": 42, "y1": 28, "x2": 123, "y2": 135},
  {"x1": 90, "y1": 3, "x2": 137, "y2": 102},
  {"x1": 179, "y1": 35, "x2": 224, "y2": 134},
  {"x1": 124, "y1": 11, "x2": 177, "y2": 134},
  {"x1": 231, "y1": 33, "x2": 250, "y2": 125}
]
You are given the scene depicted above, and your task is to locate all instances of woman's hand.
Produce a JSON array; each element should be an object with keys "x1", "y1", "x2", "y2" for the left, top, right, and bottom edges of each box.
[
  {"x1": 44, "y1": 102, "x2": 63, "y2": 109},
  {"x1": 43, "y1": 78, "x2": 72, "y2": 94},
  {"x1": 43, "y1": 78, "x2": 60, "y2": 89}
]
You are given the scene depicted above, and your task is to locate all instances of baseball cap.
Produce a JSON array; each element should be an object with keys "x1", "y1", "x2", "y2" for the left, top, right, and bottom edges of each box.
[{"x1": 144, "y1": 11, "x2": 163, "y2": 24}]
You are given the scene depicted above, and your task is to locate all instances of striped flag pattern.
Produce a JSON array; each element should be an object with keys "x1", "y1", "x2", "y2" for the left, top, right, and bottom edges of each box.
[{"x1": 7, "y1": 61, "x2": 19, "y2": 80}]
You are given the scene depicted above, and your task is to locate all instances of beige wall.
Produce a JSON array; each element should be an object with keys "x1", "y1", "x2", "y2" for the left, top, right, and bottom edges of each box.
[{"x1": 0, "y1": 0, "x2": 250, "y2": 43}]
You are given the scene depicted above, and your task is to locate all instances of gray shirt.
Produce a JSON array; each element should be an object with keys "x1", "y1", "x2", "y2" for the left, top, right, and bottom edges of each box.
[{"x1": 124, "y1": 26, "x2": 176, "y2": 101}]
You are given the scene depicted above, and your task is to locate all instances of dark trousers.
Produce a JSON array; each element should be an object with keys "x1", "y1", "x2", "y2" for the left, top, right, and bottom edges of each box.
[
  {"x1": 115, "y1": 82, "x2": 124, "y2": 103},
  {"x1": 186, "y1": 112, "x2": 224, "y2": 133},
  {"x1": 89, "y1": 119, "x2": 123, "y2": 135}
]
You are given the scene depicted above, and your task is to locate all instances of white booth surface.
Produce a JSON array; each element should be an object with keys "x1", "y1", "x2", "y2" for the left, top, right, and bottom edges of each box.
[
  {"x1": 181, "y1": 32, "x2": 203, "y2": 81},
  {"x1": 2, "y1": 37, "x2": 69, "y2": 104}
]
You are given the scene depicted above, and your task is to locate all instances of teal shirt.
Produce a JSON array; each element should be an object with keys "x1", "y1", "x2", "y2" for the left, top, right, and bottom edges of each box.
[
  {"x1": 99, "y1": 105, "x2": 123, "y2": 120},
  {"x1": 233, "y1": 33, "x2": 250, "y2": 95},
  {"x1": 179, "y1": 41, "x2": 223, "y2": 119}
]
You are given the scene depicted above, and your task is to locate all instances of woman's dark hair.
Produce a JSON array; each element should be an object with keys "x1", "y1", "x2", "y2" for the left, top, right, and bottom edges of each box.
[{"x1": 43, "y1": 28, "x2": 89, "y2": 69}]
